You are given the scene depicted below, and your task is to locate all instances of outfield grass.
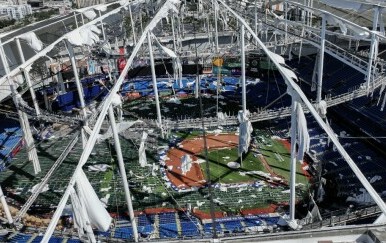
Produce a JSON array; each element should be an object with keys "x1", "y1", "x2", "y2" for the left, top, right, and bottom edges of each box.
[
  {"x1": 200, "y1": 147, "x2": 266, "y2": 184},
  {"x1": 174, "y1": 130, "x2": 203, "y2": 140},
  {"x1": 100, "y1": 168, "x2": 114, "y2": 191},
  {"x1": 258, "y1": 138, "x2": 309, "y2": 185},
  {"x1": 199, "y1": 134, "x2": 309, "y2": 186}
]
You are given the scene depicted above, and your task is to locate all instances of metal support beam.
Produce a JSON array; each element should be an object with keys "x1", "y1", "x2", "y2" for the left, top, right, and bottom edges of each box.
[
  {"x1": 15, "y1": 39, "x2": 41, "y2": 173},
  {"x1": 366, "y1": 6, "x2": 380, "y2": 91},
  {"x1": 0, "y1": 186, "x2": 13, "y2": 224},
  {"x1": 254, "y1": 0, "x2": 258, "y2": 46},
  {"x1": 108, "y1": 106, "x2": 139, "y2": 242},
  {"x1": 74, "y1": 12, "x2": 79, "y2": 29},
  {"x1": 64, "y1": 40, "x2": 88, "y2": 125},
  {"x1": 289, "y1": 97, "x2": 297, "y2": 221},
  {"x1": 0, "y1": 43, "x2": 17, "y2": 224},
  {"x1": 99, "y1": 10, "x2": 106, "y2": 41},
  {"x1": 285, "y1": 0, "x2": 288, "y2": 44},
  {"x1": 309, "y1": 0, "x2": 313, "y2": 26},
  {"x1": 171, "y1": 13, "x2": 181, "y2": 88},
  {"x1": 15, "y1": 38, "x2": 40, "y2": 116},
  {"x1": 128, "y1": 3, "x2": 137, "y2": 45},
  {"x1": 171, "y1": 13, "x2": 177, "y2": 60},
  {"x1": 214, "y1": 2, "x2": 219, "y2": 53},
  {"x1": 1, "y1": 40, "x2": 40, "y2": 174},
  {"x1": 241, "y1": 24, "x2": 246, "y2": 114},
  {"x1": 316, "y1": 13, "x2": 326, "y2": 105},
  {"x1": 148, "y1": 32, "x2": 163, "y2": 137},
  {"x1": 195, "y1": 74, "x2": 200, "y2": 99}
]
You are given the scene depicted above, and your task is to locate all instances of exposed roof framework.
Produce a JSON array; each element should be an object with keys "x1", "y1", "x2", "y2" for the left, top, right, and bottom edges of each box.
[{"x1": 0, "y1": 0, "x2": 386, "y2": 241}]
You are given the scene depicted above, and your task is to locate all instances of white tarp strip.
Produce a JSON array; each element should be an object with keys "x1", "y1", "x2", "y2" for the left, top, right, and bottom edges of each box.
[
  {"x1": 325, "y1": 14, "x2": 347, "y2": 35},
  {"x1": 281, "y1": 66, "x2": 298, "y2": 81},
  {"x1": 238, "y1": 110, "x2": 252, "y2": 156},
  {"x1": 94, "y1": 5, "x2": 107, "y2": 12},
  {"x1": 152, "y1": 33, "x2": 182, "y2": 82},
  {"x1": 180, "y1": 154, "x2": 192, "y2": 175},
  {"x1": 379, "y1": 12, "x2": 385, "y2": 35},
  {"x1": 70, "y1": 188, "x2": 86, "y2": 235},
  {"x1": 29, "y1": 183, "x2": 49, "y2": 193},
  {"x1": 374, "y1": 213, "x2": 386, "y2": 224},
  {"x1": 76, "y1": 170, "x2": 112, "y2": 231},
  {"x1": 296, "y1": 102, "x2": 310, "y2": 161},
  {"x1": 88, "y1": 164, "x2": 110, "y2": 172},
  {"x1": 67, "y1": 25, "x2": 101, "y2": 46},
  {"x1": 267, "y1": 50, "x2": 285, "y2": 65},
  {"x1": 19, "y1": 32, "x2": 43, "y2": 51},
  {"x1": 318, "y1": 100, "x2": 327, "y2": 117},
  {"x1": 111, "y1": 92, "x2": 122, "y2": 107},
  {"x1": 378, "y1": 80, "x2": 386, "y2": 111},
  {"x1": 83, "y1": 10, "x2": 97, "y2": 20},
  {"x1": 98, "y1": 120, "x2": 143, "y2": 141},
  {"x1": 310, "y1": 202, "x2": 322, "y2": 222},
  {"x1": 381, "y1": 88, "x2": 386, "y2": 111},
  {"x1": 217, "y1": 112, "x2": 226, "y2": 121},
  {"x1": 349, "y1": 25, "x2": 370, "y2": 39},
  {"x1": 316, "y1": 182, "x2": 325, "y2": 203},
  {"x1": 152, "y1": 34, "x2": 177, "y2": 58},
  {"x1": 139, "y1": 131, "x2": 148, "y2": 167}
]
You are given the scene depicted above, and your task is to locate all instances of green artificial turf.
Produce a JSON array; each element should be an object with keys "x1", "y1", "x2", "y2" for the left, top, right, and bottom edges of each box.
[
  {"x1": 200, "y1": 147, "x2": 266, "y2": 184},
  {"x1": 199, "y1": 134, "x2": 309, "y2": 186},
  {"x1": 258, "y1": 137, "x2": 309, "y2": 185}
]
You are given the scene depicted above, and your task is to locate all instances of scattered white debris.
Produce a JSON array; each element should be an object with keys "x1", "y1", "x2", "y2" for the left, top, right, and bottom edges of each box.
[
  {"x1": 29, "y1": 183, "x2": 49, "y2": 193},
  {"x1": 329, "y1": 161, "x2": 338, "y2": 167},
  {"x1": 100, "y1": 187, "x2": 111, "y2": 192},
  {"x1": 196, "y1": 201, "x2": 205, "y2": 207},
  {"x1": 88, "y1": 164, "x2": 110, "y2": 172},
  {"x1": 370, "y1": 175, "x2": 382, "y2": 184},
  {"x1": 100, "y1": 194, "x2": 110, "y2": 207},
  {"x1": 213, "y1": 198, "x2": 224, "y2": 205}
]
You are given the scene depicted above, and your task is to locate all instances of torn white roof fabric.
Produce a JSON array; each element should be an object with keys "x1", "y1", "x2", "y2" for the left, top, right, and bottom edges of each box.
[{"x1": 19, "y1": 32, "x2": 43, "y2": 51}]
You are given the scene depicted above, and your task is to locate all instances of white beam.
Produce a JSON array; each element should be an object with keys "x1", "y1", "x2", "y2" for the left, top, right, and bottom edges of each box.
[
  {"x1": 366, "y1": 6, "x2": 380, "y2": 91},
  {"x1": 214, "y1": 2, "x2": 219, "y2": 53},
  {"x1": 15, "y1": 38, "x2": 41, "y2": 173},
  {"x1": 128, "y1": 2, "x2": 137, "y2": 45},
  {"x1": 148, "y1": 32, "x2": 163, "y2": 137},
  {"x1": 316, "y1": 13, "x2": 326, "y2": 104},
  {"x1": 64, "y1": 40, "x2": 88, "y2": 125},
  {"x1": 1, "y1": 41, "x2": 40, "y2": 175},
  {"x1": 289, "y1": 97, "x2": 297, "y2": 221},
  {"x1": 0, "y1": 187, "x2": 13, "y2": 225},
  {"x1": 241, "y1": 24, "x2": 246, "y2": 113},
  {"x1": 108, "y1": 106, "x2": 139, "y2": 242},
  {"x1": 15, "y1": 38, "x2": 41, "y2": 116},
  {"x1": 99, "y1": 10, "x2": 106, "y2": 41}
]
